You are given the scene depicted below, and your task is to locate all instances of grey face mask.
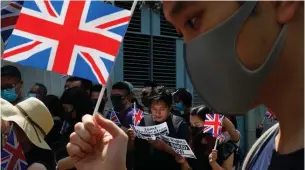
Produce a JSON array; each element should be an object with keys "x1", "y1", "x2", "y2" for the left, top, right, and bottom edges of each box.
[{"x1": 184, "y1": 2, "x2": 287, "y2": 115}]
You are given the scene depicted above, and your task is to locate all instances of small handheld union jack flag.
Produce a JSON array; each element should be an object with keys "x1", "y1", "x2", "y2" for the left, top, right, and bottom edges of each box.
[
  {"x1": 1, "y1": 124, "x2": 28, "y2": 170},
  {"x1": 110, "y1": 111, "x2": 121, "y2": 126},
  {"x1": 2, "y1": 0, "x2": 135, "y2": 85},
  {"x1": 133, "y1": 108, "x2": 144, "y2": 126},
  {"x1": 203, "y1": 113, "x2": 224, "y2": 137},
  {"x1": 265, "y1": 108, "x2": 275, "y2": 121}
]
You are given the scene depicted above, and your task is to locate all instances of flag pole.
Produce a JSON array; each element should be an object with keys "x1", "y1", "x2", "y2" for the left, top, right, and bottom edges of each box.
[
  {"x1": 213, "y1": 138, "x2": 218, "y2": 150},
  {"x1": 93, "y1": 0, "x2": 138, "y2": 114}
]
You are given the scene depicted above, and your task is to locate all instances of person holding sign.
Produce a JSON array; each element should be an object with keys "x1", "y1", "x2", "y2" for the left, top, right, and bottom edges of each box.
[
  {"x1": 189, "y1": 106, "x2": 237, "y2": 170},
  {"x1": 128, "y1": 86, "x2": 191, "y2": 170}
]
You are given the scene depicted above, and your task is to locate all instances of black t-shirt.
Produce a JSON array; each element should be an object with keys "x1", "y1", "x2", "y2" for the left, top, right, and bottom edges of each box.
[
  {"x1": 190, "y1": 132, "x2": 237, "y2": 170},
  {"x1": 25, "y1": 147, "x2": 56, "y2": 170},
  {"x1": 268, "y1": 148, "x2": 304, "y2": 170},
  {"x1": 134, "y1": 114, "x2": 190, "y2": 170}
]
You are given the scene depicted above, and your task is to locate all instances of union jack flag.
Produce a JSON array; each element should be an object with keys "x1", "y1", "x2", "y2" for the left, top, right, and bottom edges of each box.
[
  {"x1": 2, "y1": 0, "x2": 132, "y2": 85},
  {"x1": 110, "y1": 111, "x2": 121, "y2": 126},
  {"x1": 265, "y1": 108, "x2": 275, "y2": 120},
  {"x1": 203, "y1": 113, "x2": 224, "y2": 137},
  {"x1": 1, "y1": 0, "x2": 23, "y2": 45},
  {"x1": 1, "y1": 124, "x2": 28, "y2": 170},
  {"x1": 132, "y1": 108, "x2": 144, "y2": 126}
]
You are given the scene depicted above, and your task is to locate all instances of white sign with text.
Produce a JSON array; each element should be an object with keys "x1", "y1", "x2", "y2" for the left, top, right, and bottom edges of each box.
[
  {"x1": 131, "y1": 122, "x2": 169, "y2": 140},
  {"x1": 161, "y1": 135, "x2": 197, "y2": 159}
]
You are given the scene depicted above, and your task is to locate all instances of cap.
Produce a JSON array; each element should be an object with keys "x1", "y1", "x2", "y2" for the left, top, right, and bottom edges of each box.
[{"x1": 123, "y1": 81, "x2": 134, "y2": 93}]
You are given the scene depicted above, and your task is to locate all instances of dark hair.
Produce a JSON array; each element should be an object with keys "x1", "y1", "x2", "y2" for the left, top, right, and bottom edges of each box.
[
  {"x1": 91, "y1": 84, "x2": 107, "y2": 94},
  {"x1": 112, "y1": 82, "x2": 130, "y2": 96},
  {"x1": 60, "y1": 87, "x2": 93, "y2": 121},
  {"x1": 35, "y1": 83, "x2": 48, "y2": 98},
  {"x1": 148, "y1": 86, "x2": 172, "y2": 107},
  {"x1": 190, "y1": 105, "x2": 211, "y2": 121},
  {"x1": 42, "y1": 95, "x2": 64, "y2": 118},
  {"x1": 173, "y1": 88, "x2": 192, "y2": 108},
  {"x1": 66, "y1": 76, "x2": 93, "y2": 91},
  {"x1": 1, "y1": 65, "x2": 21, "y2": 80}
]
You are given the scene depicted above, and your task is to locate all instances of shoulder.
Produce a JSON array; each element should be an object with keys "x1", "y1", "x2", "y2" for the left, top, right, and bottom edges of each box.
[
  {"x1": 172, "y1": 114, "x2": 186, "y2": 126},
  {"x1": 242, "y1": 123, "x2": 279, "y2": 169}
]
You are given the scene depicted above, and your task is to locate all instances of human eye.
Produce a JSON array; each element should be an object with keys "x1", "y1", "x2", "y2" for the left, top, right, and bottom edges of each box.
[{"x1": 185, "y1": 14, "x2": 202, "y2": 31}]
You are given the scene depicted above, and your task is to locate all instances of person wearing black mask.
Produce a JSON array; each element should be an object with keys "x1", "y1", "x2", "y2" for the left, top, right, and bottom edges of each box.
[
  {"x1": 90, "y1": 84, "x2": 107, "y2": 114},
  {"x1": 105, "y1": 81, "x2": 139, "y2": 170}
]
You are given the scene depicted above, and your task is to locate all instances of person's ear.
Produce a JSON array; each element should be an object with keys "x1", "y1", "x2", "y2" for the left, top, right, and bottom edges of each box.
[{"x1": 275, "y1": 1, "x2": 301, "y2": 24}]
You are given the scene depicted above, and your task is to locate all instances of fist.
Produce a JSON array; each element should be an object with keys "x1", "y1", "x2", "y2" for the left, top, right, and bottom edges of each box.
[
  {"x1": 127, "y1": 128, "x2": 136, "y2": 141},
  {"x1": 209, "y1": 149, "x2": 218, "y2": 164}
]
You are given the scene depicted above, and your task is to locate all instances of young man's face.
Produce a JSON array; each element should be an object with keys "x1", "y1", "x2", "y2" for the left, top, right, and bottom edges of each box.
[
  {"x1": 163, "y1": 1, "x2": 301, "y2": 114},
  {"x1": 151, "y1": 100, "x2": 171, "y2": 122}
]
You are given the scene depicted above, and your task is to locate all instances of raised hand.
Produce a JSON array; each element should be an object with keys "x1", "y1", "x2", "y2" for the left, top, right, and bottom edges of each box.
[{"x1": 66, "y1": 114, "x2": 128, "y2": 170}]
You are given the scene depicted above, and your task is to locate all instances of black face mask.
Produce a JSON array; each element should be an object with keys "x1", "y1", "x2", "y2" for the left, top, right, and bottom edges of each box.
[
  {"x1": 111, "y1": 95, "x2": 126, "y2": 112},
  {"x1": 191, "y1": 127, "x2": 203, "y2": 136}
]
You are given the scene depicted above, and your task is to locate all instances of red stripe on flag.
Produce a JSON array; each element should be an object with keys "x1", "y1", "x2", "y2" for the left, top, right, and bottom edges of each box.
[
  {"x1": 1, "y1": 16, "x2": 19, "y2": 28},
  {"x1": 44, "y1": 0, "x2": 57, "y2": 17},
  {"x1": 81, "y1": 52, "x2": 106, "y2": 85},
  {"x1": 2, "y1": 41, "x2": 42, "y2": 59},
  {"x1": 97, "y1": 16, "x2": 130, "y2": 29},
  {"x1": 9, "y1": 3, "x2": 22, "y2": 10}
]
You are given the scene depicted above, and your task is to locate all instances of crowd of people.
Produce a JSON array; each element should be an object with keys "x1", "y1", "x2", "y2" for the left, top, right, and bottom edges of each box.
[
  {"x1": 1, "y1": 1, "x2": 304, "y2": 170},
  {"x1": 1, "y1": 65, "x2": 245, "y2": 170}
]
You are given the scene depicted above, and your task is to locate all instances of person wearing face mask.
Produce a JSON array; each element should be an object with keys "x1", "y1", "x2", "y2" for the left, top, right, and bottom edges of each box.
[
  {"x1": 172, "y1": 88, "x2": 193, "y2": 123},
  {"x1": 1, "y1": 65, "x2": 23, "y2": 104},
  {"x1": 162, "y1": 1, "x2": 304, "y2": 170},
  {"x1": 26, "y1": 83, "x2": 48, "y2": 100},
  {"x1": 57, "y1": 87, "x2": 93, "y2": 169},
  {"x1": 105, "y1": 82, "x2": 137, "y2": 129},
  {"x1": 105, "y1": 81, "x2": 141, "y2": 170},
  {"x1": 189, "y1": 105, "x2": 237, "y2": 170},
  {"x1": 1, "y1": 97, "x2": 56, "y2": 170},
  {"x1": 127, "y1": 86, "x2": 191, "y2": 170},
  {"x1": 124, "y1": 81, "x2": 145, "y2": 111},
  {"x1": 90, "y1": 84, "x2": 107, "y2": 114}
]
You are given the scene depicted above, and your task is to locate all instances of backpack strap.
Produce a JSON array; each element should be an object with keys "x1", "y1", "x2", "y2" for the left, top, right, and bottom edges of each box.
[
  {"x1": 171, "y1": 114, "x2": 184, "y2": 133},
  {"x1": 143, "y1": 114, "x2": 155, "y2": 126},
  {"x1": 242, "y1": 123, "x2": 279, "y2": 170}
]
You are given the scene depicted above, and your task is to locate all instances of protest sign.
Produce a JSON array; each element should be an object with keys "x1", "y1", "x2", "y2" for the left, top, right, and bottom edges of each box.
[
  {"x1": 131, "y1": 122, "x2": 169, "y2": 140},
  {"x1": 161, "y1": 135, "x2": 196, "y2": 159}
]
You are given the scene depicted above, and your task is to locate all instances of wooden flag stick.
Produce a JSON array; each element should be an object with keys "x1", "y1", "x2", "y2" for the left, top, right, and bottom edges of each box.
[
  {"x1": 93, "y1": 0, "x2": 138, "y2": 114},
  {"x1": 94, "y1": 86, "x2": 107, "y2": 114},
  {"x1": 213, "y1": 138, "x2": 218, "y2": 150}
]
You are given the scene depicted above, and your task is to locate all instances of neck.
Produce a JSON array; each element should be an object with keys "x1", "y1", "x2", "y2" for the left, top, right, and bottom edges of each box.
[{"x1": 262, "y1": 15, "x2": 304, "y2": 154}]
